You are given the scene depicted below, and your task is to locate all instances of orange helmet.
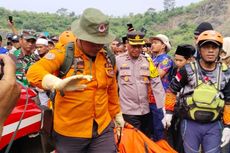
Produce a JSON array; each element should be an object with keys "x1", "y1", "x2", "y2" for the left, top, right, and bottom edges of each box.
[
  {"x1": 59, "y1": 31, "x2": 76, "y2": 45},
  {"x1": 197, "y1": 30, "x2": 223, "y2": 47}
]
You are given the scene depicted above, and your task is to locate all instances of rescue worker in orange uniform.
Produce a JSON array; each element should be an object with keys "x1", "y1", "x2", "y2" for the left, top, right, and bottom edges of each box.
[{"x1": 26, "y1": 8, "x2": 124, "y2": 153}]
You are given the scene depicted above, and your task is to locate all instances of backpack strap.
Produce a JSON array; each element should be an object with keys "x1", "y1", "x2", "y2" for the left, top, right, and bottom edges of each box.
[
  {"x1": 217, "y1": 62, "x2": 222, "y2": 90},
  {"x1": 190, "y1": 61, "x2": 223, "y2": 90},
  {"x1": 190, "y1": 61, "x2": 199, "y2": 87},
  {"x1": 58, "y1": 42, "x2": 75, "y2": 78},
  {"x1": 56, "y1": 42, "x2": 75, "y2": 97}
]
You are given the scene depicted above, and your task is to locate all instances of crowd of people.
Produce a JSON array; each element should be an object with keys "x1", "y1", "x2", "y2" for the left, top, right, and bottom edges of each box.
[{"x1": 1, "y1": 7, "x2": 230, "y2": 153}]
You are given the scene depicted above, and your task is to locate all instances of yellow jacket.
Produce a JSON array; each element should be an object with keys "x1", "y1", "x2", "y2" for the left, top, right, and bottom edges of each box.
[{"x1": 26, "y1": 43, "x2": 120, "y2": 138}]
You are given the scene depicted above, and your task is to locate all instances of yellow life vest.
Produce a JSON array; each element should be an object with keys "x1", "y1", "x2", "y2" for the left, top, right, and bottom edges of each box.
[{"x1": 185, "y1": 61, "x2": 227, "y2": 122}]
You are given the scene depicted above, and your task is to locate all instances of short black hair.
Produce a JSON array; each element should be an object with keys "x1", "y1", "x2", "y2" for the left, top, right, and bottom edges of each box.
[{"x1": 0, "y1": 35, "x2": 2, "y2": 41}]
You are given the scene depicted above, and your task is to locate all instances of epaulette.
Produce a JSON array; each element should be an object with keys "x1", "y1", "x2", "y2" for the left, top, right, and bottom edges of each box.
[{"x1": 116, "y1": 52, "x2": 128, "y2": 60}]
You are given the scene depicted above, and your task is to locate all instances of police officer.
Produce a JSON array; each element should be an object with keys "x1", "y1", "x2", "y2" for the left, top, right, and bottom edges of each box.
[
  {"x1": 27, "y1": 8, "x2": 124, "y2": 153},
  {"x1": 116, "y1": 31, "x2": 165, "y2": 137}
]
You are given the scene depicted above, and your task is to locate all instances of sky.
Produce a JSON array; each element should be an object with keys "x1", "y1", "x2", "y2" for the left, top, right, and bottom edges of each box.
[{"x1": 0, "y1": 0, "x2": 201, "y2": 16}]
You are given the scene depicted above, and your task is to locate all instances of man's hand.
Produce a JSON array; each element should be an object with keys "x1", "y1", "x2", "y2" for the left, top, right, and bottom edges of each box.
[
  {"x1": 221, "y1": 127, "x2": 230, "y2": 147},
  {"x1": 114, "y1": 112, "x2": 125, "y2": 128},
  {"x1": 0, "y1": 54, "x2": 16, "y2": 81},
  {"x1": 165, "y1": 113, "x2": 173, "y2": 129},
  {"x1": 42, "y1": 74, "x2": 92, "y2": 91},
  {"x1": 161, "y1": 108, "x2": 166, "y2": 128},
  {"x1": 7, "y1": 19, "x2": 14, "y2": 27},
  {"x1": 7, "y1": 19, "x2": 18, "y2": 35},
  {"x1": 0, "y1": 55, "x2": 20, "y2": 138},
  {"x1": 161, "y1": 108, "x2": 173, "y2": 129},
  {"x1": 114, "y1": 112, "x2": 125, "y2": 137}
]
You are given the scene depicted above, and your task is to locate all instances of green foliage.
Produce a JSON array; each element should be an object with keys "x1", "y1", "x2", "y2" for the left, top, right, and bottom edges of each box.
[
  {"x1": 0, "y1": 0, "x2": 203, "y2": 49},
  {"x1": 166, "y1": 23, "x2": 197, "y2": 56},
  {"x1": 0, "y1": 7, "x2": 77, "y2": 36}
]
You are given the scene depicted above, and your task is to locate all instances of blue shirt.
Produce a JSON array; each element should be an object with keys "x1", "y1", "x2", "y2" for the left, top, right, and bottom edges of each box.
[
  {"x1": 0, "y1": 47, "x2": 8, "y2": 54},
  {"x1": 152, "y1": 53, "x2": 173, "y2": 90}
]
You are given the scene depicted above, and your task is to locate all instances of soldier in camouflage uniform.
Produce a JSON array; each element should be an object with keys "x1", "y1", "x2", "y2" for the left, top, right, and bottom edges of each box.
[{"x1": 12, "y1": 30, "x2": 39, "y2": 86}]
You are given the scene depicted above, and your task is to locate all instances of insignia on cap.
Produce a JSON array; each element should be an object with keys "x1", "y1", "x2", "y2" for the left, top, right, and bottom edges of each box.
[
  {"x1": 135, "y1": 35, "x2": 140, "y2": 40},
  {"x1": 98, "y1": 23, "x2": 107, "y2": 33}
]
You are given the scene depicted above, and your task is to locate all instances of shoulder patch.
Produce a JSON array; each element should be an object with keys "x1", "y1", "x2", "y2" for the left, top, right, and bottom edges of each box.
[
  {"x1": 44, "y1": 52, "x2": 55, "y2": 60},
  {"x1": 162, "y1": 58, "x2": 169, "y2": 65}
]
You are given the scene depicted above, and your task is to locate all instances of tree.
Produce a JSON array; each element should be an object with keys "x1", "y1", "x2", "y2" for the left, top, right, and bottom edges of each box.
[
  {"x1": 56, "y1": 8, "x2": 68, "y2": 16},
  {"x1": 69, "y1": 11, "x2": 75, "y2": 17},
  {"x1": 164, "y1": 0, "x2": 176, "y2": 11},
  {"x1": 145, "y1": 8, "x2": 157, "y2": 21}
]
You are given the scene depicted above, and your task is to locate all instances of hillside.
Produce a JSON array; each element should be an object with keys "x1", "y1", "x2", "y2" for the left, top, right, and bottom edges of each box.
[
  {"x1": 108, "y1": 0, "x2": 230, "y2": 52},
  {"x1": 0, "y1": 0, "x2": 229, "y2": 52},
  {"x1": 149, "y1": 0, "x2": 230, "y2": 52}
]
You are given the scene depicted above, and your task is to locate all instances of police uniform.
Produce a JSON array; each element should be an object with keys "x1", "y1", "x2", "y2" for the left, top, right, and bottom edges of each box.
[{"x1": 116, "y1": 31, "x2": 165, "y2": 137}]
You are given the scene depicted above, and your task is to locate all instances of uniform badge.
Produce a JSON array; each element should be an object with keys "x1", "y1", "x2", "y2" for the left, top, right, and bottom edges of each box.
[
  {"x1": 44, "y1": 52, "x2": 55, "y2": 60},
  {"x1": 105, "y1": 63, "x2": 114, "y2": 77},
  {"x1": 124, "y1": 76, "x2": 129, "y2": 82},
  {"x1": 122, "y1": 63, "x2": 128, "y2": 67},
  {"x1": 73, "y1": 57, "x2": 84, "y2": 74},
  {"x1": 74, "y1": 57, "x2": 84, "y2": 69},
  {"x1": 98, "y1": 23, "x2": 107, "y2": 33},
  {"x1": 143, "y1": 76, "x2": 148, "y2": 82}
]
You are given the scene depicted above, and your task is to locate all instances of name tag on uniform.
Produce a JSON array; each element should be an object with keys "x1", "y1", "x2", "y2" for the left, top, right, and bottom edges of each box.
[
  {"x1": 121, "y1": 66, "x2": 130, "y2": 70},
  {"x1": 140, "y1": 66, "x2": 148, "y2": 70}
]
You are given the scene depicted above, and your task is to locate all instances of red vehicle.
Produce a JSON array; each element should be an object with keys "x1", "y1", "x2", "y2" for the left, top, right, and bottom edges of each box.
[{"x1": 0, "y1": 83, "x2": 53, "y2": 153}]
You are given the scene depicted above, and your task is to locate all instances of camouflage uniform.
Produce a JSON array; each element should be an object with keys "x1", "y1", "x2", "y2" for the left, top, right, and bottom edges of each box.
[{"x1": 13, "y1": 49, "x2": 40, "y2": 86}]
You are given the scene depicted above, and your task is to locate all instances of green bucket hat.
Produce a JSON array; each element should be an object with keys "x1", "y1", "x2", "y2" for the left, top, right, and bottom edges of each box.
[{"x1": 71, "y1": 8, "x2": 115, "y2": 44}]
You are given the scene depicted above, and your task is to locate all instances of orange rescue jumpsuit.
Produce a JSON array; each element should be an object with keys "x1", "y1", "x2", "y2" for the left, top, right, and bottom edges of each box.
[{"x1": 26, "y1": 43, "x2": 121, "y2": 138}]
